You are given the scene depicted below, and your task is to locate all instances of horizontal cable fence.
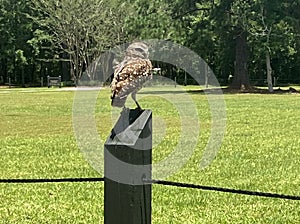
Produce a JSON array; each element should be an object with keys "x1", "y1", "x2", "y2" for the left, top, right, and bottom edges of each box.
[
  {"x1": 0, "y1": 177, "x2": 104, "y2": 184},
  {"x1": 0, "y1": 177, "x2": 299, "y2": 201}
]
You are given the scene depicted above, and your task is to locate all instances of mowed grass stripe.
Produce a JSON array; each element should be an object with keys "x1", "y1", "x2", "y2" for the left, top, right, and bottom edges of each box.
[{"x1": 0, "y1": 87, "x2": 299, "y2": 223}]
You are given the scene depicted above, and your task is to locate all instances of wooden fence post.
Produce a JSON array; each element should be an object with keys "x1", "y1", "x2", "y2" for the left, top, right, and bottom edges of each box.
[{"x1": 104, "y1": 109, "x2": 152, "y2": 224}]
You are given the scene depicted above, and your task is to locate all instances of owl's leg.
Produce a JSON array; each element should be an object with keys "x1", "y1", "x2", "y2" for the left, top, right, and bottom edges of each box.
[{"x1": 131, "y1": 92, "x2": 142, "y2": 110}]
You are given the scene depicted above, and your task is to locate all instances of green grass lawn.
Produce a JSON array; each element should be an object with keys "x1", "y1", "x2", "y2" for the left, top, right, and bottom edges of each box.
[{"x1": 0, "y1": 86, "x2": 299, "y2": 223}]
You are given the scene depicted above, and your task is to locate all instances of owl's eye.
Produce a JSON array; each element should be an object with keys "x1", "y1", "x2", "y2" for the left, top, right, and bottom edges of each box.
[
  {"x1": 135, "y1": 48, "x2": 145, "y2": 53},
  {"x1": 134, "y1": 48, "x2": 148, "y2": 58}
]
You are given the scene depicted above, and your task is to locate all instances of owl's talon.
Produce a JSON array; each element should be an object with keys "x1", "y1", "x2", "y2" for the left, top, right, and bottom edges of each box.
[
  {"x1": 122, "y1": 106, "x2": 130, "y2": 112},
  {"x1": 135, "y1": 106, "x2": 142, "y2": 111}
]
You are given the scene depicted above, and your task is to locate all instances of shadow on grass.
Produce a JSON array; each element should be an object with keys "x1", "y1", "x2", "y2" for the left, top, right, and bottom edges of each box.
[
  {"x1": 187, "y1": 86, "x2": 300, "y2": 95},
  {"x1": 140, "y1": 90, "x2": 189, "y2": 95},
  {"x1": 141, "y1": 86, "x2": 300, "y2": 95}
]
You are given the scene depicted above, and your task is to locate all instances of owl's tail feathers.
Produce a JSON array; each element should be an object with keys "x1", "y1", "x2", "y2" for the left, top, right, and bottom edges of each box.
[{"x1": 111, "y1": 95, "x2": 127, "y2": 108}]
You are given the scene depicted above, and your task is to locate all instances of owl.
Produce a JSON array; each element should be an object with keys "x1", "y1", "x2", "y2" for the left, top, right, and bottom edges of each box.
[{"x1": 111, "y1": 42, "x2": 153, "y2": 109}]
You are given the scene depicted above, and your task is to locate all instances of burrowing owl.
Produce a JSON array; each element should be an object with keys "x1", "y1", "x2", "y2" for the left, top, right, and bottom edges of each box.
[{"x1": 111, "y1": 42, "x2": 152, "y2": 109}]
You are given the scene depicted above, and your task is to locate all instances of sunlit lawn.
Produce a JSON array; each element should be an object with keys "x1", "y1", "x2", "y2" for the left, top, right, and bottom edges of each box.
[{"x1": 0, "y1": 86, "x2": 299, "y2": 223}]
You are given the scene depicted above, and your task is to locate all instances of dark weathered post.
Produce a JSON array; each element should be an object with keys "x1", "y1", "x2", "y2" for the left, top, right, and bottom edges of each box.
[
  {"x1": 58, "y1": 76, "x2": 62, "y2": 88},
  {"x1": 104, "y1": 109, "x2": 152, "y2": 224},
  {"x1": 47, "y1": 76, "x2": 50, "y2": 88}
]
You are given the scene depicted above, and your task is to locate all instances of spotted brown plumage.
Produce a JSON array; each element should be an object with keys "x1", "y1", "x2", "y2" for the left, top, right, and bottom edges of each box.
[{"x1": 111, "y1": 42, "x2": 152, "y2": 109}]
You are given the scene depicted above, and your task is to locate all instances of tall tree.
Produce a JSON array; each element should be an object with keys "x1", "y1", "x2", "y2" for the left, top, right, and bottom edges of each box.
[
  {"x1": 248, "y1": 0, "x2": 298, "y2": 91},
  {"x1": 225, "y1": 0, "x2": 252, "y2": 89},
  {"x1": 29, "y1": 0, "x2": 128, "y2": 83},
  {"x1": 123, "y1": 0, "x2": 188, "y2": 80},
  {"x1": 201, "y1": 0, "x2": 253, "y2": 90},
  {"x1": 0, "y1": 0, "x2": 34, "y2": 85}
]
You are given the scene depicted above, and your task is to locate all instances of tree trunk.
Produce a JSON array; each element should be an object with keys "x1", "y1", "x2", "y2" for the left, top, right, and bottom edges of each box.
[
  {"x1": 0, "y1": 58, "x2": 7, "y2": 84},
  {"x1": 61, "y1": 52, "x2": 70, "y2": 82},
  {"x1": 266, "y1": 50, "x2": 273, "y2": 92},
  {"x1": 21, "y1": 67, "x2": 25, "y2": 87},
  {"x1": 70, "y1": 56, "x2": 76, "y2": 85},
  {"x1": 230, "y1": 30, "x2": 250, "y2": 90},
  {"x1": 205, "y1": 63, "x2": 210, "y2": 88}
]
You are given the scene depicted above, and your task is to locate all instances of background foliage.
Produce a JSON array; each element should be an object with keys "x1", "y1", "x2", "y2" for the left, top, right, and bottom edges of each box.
[{"x1": 0, "y1": 0, "x2": 299, "y2": 87}]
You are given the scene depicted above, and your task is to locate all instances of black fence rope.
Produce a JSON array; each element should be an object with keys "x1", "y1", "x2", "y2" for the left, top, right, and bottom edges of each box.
[
  {"x1": 151, "y1": 180, "x2": 300, "y2": 201},
  {"x1": 0, "y1": 177, "x2": 104, "y2": 184},
  {"x1": 0, "y1": 178, "x2": 299, "y2": 201}
]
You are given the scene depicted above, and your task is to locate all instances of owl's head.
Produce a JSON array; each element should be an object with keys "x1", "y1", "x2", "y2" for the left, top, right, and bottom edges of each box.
[{"x1": 125, "y1": 42, "x2": 149, "y2": 59}]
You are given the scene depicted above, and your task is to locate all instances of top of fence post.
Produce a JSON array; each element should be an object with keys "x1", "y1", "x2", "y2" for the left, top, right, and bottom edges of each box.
[{"x1": 104, "y1": 109, "x2": 152, "y2": 224}]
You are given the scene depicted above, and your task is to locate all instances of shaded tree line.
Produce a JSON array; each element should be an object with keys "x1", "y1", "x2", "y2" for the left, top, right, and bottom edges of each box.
[{"x1": 0, "y1": 0, "x2": 299, "y2": 90}]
